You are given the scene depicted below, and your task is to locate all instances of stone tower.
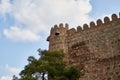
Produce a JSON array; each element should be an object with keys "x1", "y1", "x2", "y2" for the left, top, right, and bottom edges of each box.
[{"x1": 47, "y1": 23, "x2": 69, "y2": 53}]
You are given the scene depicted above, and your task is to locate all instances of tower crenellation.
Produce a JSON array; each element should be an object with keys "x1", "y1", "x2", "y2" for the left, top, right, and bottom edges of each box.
[
  {"x1": 89, "y1": 21, "x2": 96, "y2": 28},
  {"x1": 96, "y1": 19, "x2": 103, "y2": 26}
]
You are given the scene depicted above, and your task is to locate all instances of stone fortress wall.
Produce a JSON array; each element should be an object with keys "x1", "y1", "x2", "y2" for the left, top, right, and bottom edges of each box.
[{"x1": 47, "y1": 13, "x2": 120, "y2": 80}]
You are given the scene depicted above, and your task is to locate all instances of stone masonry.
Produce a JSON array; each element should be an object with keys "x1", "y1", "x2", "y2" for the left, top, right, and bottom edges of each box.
[{"x1": 47, "y1": 13, "x2": 120, "y2": 80}]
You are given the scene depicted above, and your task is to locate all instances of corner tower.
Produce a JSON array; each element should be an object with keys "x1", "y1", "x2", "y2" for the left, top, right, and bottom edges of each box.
[{"x1": 47, "y1": 23, "x2": 69, "y2": 53}]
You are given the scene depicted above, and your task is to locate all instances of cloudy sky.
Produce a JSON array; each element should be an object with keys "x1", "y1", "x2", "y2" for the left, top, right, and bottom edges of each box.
[{"x1": 0, "y1": 0, "x2": 120, "y2": 80}]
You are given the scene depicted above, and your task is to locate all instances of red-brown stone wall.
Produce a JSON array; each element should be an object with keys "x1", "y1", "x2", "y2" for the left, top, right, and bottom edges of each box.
[{"x1": 47, "y1": 13, "x2": 120, "y2": 80}]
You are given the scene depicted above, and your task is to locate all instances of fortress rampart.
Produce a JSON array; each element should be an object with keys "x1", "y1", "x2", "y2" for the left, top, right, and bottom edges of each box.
[{"x1": 47, "y1": 13, "x2": 120, "y2": 80}]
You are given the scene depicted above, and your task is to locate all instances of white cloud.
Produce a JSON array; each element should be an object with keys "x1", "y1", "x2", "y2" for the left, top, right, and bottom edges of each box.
[
  {"x1": 0, "y1": 64, "x2": 21, "y2": 80},
  {"x1": 0, "y1": 0, "x2": 12, "y2": 16},
  {"x1": 5, "y1": 64, "x2": 21, "y2": 74},
  {"x1": 1, "y1": 0, "x2": 92, "y2": 42},
  {"x1": 3, "y1": 26, "x2": 40, "y2": 42},
  {"x1": 0, "y1": 76, "x2": 12, "y2": 80}
]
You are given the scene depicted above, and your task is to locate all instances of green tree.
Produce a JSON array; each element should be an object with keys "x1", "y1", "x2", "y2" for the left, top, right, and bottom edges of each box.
[
  {"x1": 18, "y1": 50, "x2": 81, "y2": 80},
  {"x1": 12, "y1": 75, "x2": 19, "y2": 80},
  {"x1": 64, "y1": 66, "x2": 80, "y2": 80}
]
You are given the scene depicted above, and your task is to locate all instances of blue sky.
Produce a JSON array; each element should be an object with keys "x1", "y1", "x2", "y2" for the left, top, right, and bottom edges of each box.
[{"x1": 0, "y1": 0, "x2": 120, "y2": 80}]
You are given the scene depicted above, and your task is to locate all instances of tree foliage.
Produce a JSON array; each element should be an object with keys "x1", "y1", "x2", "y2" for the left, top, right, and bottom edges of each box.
[{"x1": 16, "y1": 50, "x2": 81, "y2": 80}]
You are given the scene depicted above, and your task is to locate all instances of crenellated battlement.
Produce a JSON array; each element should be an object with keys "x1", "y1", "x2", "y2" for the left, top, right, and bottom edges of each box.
[
  {"x1": 67, "y1": 13, "x2": 120, "y2": 34},
  {"x1": 51, "y1": 14, "x2": 116, "y2": 38},
  {"x1": 50, "y1": 23, "x2": 69, "y2": 36},
  {"x1": 49, "y1": 13, "x2": 120, "y2": 37},
  {"x1": 48, "y1": 13, "x2": 120, "y2": 50}
]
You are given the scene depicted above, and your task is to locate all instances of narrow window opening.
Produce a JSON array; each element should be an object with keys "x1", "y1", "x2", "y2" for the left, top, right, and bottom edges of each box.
[{"x1": 55, "y1": 32, "x2": 60, "y2": 35}]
